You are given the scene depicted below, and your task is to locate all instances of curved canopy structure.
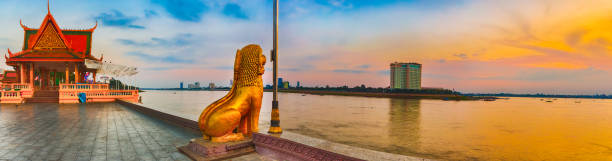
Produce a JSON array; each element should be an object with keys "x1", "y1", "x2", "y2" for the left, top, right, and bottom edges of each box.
[{"x1": 85, "y1": 59, "x2": 138, "y2": 77}]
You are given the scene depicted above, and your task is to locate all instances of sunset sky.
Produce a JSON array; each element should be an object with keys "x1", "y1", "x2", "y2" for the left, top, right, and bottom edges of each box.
[{"x1": 1, "y1": 0, "x2": 612, "y2": 94}]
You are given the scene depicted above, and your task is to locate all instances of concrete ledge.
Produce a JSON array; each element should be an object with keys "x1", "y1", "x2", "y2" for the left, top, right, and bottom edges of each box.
[
  {"x1": 253, "y1": 133, "x2": 364, "y2": 161},
  {"x1": 116, "y1": 100, "x2": 433, "y2": 161},
  {"x1": 278, "y1": 132, "x2": 434, "y2": 161},
  {"x1": 116, "y1": 99, "x2": 200, "y2": 133}
]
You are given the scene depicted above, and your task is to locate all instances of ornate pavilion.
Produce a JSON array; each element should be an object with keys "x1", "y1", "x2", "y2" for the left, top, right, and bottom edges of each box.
[
  {"x1": 0, "y1": 3, "x2": 138, "y2": 103},
  {"x1": 7, "y1": 6, "x2": 100, "y2": 88}
]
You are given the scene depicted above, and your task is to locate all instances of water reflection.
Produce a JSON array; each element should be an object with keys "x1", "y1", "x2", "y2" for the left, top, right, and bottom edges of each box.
[
  {"x1": 139, "y1": 90, "x2": 612, "y2": 161},
  {"x1": 388, "y1": 99, "x2": 421, "y2": 156}
]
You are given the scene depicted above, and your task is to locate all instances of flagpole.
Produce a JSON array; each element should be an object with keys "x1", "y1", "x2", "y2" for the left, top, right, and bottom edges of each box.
[{"x1": 268, "y1": 0, "x2": 282, "y2": 134}]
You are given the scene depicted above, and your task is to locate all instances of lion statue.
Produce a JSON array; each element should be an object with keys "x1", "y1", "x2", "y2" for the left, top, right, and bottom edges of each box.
[{"x1": 198, "y1": 44, "x2": 266, "y2": 142}]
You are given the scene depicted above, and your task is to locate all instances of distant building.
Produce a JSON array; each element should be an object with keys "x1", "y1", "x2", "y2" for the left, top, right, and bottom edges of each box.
[
  {"x1": 180, "y1": 82, "x2": 184, "y2": 89},
  {"x1": 188, "y1": 82, "x2": 201, "y2": 89},
  {"x1": 282, "y1": 81, "x2": 289, "y2": 89},
  {"x1": 209, "y1": 83, "x2": 215, "y2": 89},
  {"x1": 296, "y1": 81, "x2": 301, "y2": 88},
  {"x1": 229, "y1": 80, "x2": 233, "y2": 86},
  {"x1": 390, "y1": 62, "x2": 421, "y2": 89},
  {"x1": 278, "y1": 78, "x2": 283, "y2": 88}
]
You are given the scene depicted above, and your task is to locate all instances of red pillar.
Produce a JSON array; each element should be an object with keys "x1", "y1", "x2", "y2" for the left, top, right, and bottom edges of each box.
[
  {"x1": 74, "y1": 64, "x2": 79, "y2": 83},
  {"x1": 19, "y1": 63, "x2": 25, "y2": 84},
  {"x1": 29, "y1": 63, "x2": 34, "y2": 86},
  {"x1": 65, "y1": 64, "x2": 69, "y2": 84}
]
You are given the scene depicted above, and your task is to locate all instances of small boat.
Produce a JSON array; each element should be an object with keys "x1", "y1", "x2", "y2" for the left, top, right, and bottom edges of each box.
[{"x1": 546, "y1": 100, "x2": 553, "y2": 102}]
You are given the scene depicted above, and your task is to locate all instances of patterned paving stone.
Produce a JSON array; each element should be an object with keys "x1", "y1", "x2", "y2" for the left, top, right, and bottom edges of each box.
[{"x1": 0, "y1": 103, "x2": 199, "y2": 161}]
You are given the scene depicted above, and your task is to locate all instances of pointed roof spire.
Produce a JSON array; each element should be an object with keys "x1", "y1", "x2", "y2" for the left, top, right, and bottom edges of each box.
[{"x1": 47, "y1": 0, "x2": 51, "y2": 14}]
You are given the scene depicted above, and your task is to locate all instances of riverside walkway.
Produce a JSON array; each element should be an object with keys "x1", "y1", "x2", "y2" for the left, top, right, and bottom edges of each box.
[
  {"x1": 0, "y1": 103, "x2": 195, "y2": 160},
  {"x1": 0, "y1": 103, "x2": 268, "y2": 161}
]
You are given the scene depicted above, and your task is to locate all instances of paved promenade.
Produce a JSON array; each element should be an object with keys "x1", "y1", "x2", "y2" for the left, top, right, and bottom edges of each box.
[
  {"x1": 0, "y1": 103, "x2": 200, "y2": 161},
  {"x1": 0, "y1": 102, "x2": 424, "y2": 161}
]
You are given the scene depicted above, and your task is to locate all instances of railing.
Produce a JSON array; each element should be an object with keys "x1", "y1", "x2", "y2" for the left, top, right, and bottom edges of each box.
[
  {"x1": 59, "y1": 90, "x2": 139, "y2": 103},
  {"x1": 0, "y1": 83, "x2": 138, "y2": 104},
  {"x1": 1, "y1": 83, "x2": 33, "y2": 98},
  {"x1": 60, "y1": 90, "x2": 138, "y2": 97},
  {"x1": 2, "y1": 91, "x2": 21, "y2": 97},
  {"x1": 2, "y1": 83, "x2": 32, "y2": 91},
  {"x1": 60, "y1": 84, "x2": 109, "y2": 91},
  {"x1": 1, "y1": 91, "x2": 24, "y2": 103}
]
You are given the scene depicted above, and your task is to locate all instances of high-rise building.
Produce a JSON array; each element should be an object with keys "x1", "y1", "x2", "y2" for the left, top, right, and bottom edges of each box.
[
  {"x1": 283, "y1": 81, "x2": 289, "y2": 89},
  {"x1": 278, "y1": 78, "x2": 283, "y2": 88},
  {"x1": 296, "y1": 81, "x2": 301, "y2": 88},
  {"x1": 390, "y1": 62, "x2": 421, "y2": 89},
  {"x1": 180, "y1": 82, "x2": 184, "y2": 89}
]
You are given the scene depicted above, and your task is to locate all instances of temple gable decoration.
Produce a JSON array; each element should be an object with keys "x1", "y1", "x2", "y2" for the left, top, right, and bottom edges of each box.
[
  {"x1": 33, "y1": 23, "x2": 67, "y2": 49},
  {"x1": 27, "y1": 12, "x2": 72, "y2": 50}
]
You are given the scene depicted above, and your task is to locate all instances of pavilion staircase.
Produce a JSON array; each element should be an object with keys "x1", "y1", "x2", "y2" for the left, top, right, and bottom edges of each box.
[{"x1": 25, "y1": 90, "x2": 59, "y2": 103}]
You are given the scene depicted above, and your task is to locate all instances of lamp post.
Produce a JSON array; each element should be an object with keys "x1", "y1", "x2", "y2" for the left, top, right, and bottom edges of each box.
[{"x1": 268, "y1": 0, "x2": 282, "y2": 134}]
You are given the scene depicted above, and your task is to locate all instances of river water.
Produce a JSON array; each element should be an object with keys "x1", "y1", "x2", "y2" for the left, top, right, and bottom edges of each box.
[{"x1": 139, "y1": 90, "x2": 612, "y2": 161}]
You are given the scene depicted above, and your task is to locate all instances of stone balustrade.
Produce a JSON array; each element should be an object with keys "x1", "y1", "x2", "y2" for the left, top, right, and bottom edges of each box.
[
  {"x1": 59, "y1": 87, "x2": 139, "y2": 103},
  {"x1": 59, "y1": 83, "x2": 109, "y2": 91},
  {"x1": 0, "y1": 83, "x2": 140, "y2": 104},
  {"x1": 0, "y1": 91, "x2": 24, "y2": 103},
  {"x1": 1, "y1": 83, "x2": 33, "y2": 98}
]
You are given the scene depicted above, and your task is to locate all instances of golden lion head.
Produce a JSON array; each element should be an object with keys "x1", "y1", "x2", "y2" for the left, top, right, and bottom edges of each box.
[{"x1": 235, "y1": 44, "x2": 266, "y2": 87}]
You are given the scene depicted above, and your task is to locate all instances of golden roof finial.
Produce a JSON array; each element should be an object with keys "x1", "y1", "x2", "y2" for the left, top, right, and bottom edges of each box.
[
  {"x1": 92, "y1": 21, "x2": 98, "y2": 30},
  {"x1": 47, "y1": 0, "x2": 50, "y2": 14},
  {"x1": 19, "y1": 19, "x2": 29, "y2": 30}
]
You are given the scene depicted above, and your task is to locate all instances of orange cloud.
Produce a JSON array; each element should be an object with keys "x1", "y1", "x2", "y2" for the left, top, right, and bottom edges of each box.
[{"x1": 523, "y1": 62, "x2": 588, "y2": 70}]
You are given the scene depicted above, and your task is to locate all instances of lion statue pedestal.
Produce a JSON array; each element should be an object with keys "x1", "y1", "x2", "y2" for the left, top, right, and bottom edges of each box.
[{"x1": 178, "y1": 138, "x2": 255, "y2": 161}]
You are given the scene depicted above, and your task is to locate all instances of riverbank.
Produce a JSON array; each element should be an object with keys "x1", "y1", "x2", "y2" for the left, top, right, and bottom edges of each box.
[
  {"x1": 143, "y1": 88, "x2": 493, "y2": 100},
  {"x1": 273, "y1": 89, "x2": 480, "y2": 100},
  {"x1": 465, "y1": 93, "x2": 612, "y2": 99}
]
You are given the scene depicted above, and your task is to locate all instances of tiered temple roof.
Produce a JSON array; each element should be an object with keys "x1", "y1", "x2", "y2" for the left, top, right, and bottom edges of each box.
[{"x1": 6, "y1": 4, "x2": 101, "y2": 65}]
